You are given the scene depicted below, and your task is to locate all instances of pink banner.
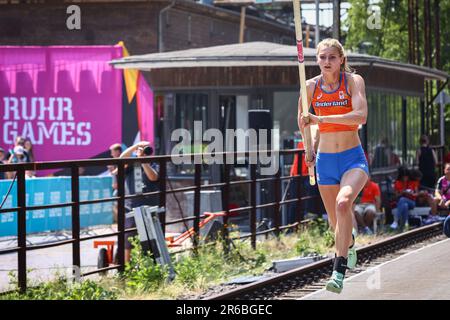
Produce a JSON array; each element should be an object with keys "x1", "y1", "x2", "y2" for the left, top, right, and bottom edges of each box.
[
  {"x1": 0, "y1": 46, "x2": 123, "y2": 170},
  {"x1": 136, "y1": 73, "x2": 154, "y2": 148}
]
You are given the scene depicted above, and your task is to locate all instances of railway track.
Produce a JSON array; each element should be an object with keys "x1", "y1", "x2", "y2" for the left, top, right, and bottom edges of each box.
[{"x1": 204, "y1": 222, "x2": 445, "y2": 300}]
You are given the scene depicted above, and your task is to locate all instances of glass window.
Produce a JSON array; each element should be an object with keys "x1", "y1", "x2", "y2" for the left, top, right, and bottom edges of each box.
[{"x1": 171, "y1": 93, "x2": 209, "y2": 175}]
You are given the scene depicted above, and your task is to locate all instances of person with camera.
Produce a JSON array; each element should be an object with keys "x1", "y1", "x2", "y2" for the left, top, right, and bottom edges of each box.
[{"x1": 119, "y1": 141, "x2": 159, "y2": 263}]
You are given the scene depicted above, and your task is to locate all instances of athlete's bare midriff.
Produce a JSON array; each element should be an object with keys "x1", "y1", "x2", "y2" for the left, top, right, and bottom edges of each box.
[{"x1": 318, "y1": 130, "x2": 361, "y2": 153}]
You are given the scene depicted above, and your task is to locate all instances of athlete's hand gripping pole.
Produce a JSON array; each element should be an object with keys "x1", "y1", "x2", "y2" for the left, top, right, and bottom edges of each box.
[{"x1": 293, "y1": 0, "x2": 316, "y2": 186}]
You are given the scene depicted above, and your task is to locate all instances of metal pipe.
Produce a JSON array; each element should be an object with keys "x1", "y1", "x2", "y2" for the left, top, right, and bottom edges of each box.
[
  {"x1": 17, "y1": 169, "x2": 26, "y2": 293},
  {"x1": 117, "y1": 163, "x2": 125, "y2": 272},
  {"x1": 250, "y1": 164, "x2": 257, "y2": 249},
  {"x1": 193, "y1": 163, "x2": 201, "y2": 249},
  {"x1": 71, "y1": 166, "x2": 80, "y2": 276},
  {"x1": 159, "y1": 0, "x2": 176, "y2": 53},
  {"x1": 315, "y1": 0, "x2": 319, "y2": 47}
]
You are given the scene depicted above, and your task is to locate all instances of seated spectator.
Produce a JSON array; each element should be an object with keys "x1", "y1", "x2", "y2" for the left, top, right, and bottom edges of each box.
[
  {"x1": 435, "y1": 162, "x2": 450, "y2": 211},
  {"x1": 390, "y1": 166, "x2": 419, "y2": 230},
  {"x1": 410, "y1": 169, "x2": 437, "y2": 215},
  {"x1": 354, "y1": 176, "x2": 381, "y2": 234}
]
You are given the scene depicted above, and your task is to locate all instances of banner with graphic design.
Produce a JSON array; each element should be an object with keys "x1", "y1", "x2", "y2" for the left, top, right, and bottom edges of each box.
[
  {"x1": 0, "y1": 176, "x2": 113, "y2": 237},
  {"x1": 0, "y1": 46, "x2": 123, "y2": 171}
]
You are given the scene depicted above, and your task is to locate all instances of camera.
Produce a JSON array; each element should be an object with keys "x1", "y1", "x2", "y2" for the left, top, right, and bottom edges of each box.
[{"x1": 142, "y1": 146, "x2": 153, "y2": 156}]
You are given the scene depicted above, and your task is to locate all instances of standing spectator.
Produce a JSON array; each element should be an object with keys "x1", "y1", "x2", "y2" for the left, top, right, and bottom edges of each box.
[
  {"x1": 24, "y1": 138, "x2": 36, "y2": 177},
  {"x1": 287, "y1": 140, "x2": 309, "y2": 224},
  {"x1": 24, "y1": 138, "x2": 35, "y2": 162},
  {"x1": 416, "y1": 135, "x2": 437, "y2": 190},
  {"x1": 7, "y1": 136, "x2": 27, "y2": 162},
  {"x1": 8, "y1": 146, "x2": 28, "y2": 164},
  {"x1": 120, "y1": 141, "x2": 159, "y2": 263},
  {"x1": 371, "y1": 137, "x2": 389, "y2": 168},
  {"x1": 6, "y1": 146, "x2": 30, "y2": 179},
  {"x1": 353, "y1": 176, "x2": 381, "y2": 234},
  {"x1": 435, "y1": 163, "x2": 450, "y2": 211},
  {"x1": 390, "y1": 166, "x2": 419, "y2": 230}
]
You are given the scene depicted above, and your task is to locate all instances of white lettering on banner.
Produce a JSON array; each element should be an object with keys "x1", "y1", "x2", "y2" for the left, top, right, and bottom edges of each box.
[
  {"x1": 80, "y1": 190, "x2": 89, "y2": 215},
  {"x1": 33, "y1": 192, "x2": 45, "y2": 219},
  {"x1": 65, "y1": 191, "x2": 72, "y2": 216},
  {"x1": 2, "y1": 96, "x2": 91, "y2": 146},
  {"x1": 49, "y1": 191, "x2": 62, "y2": 218},
  {"x1": 92, "y1": 190, "x2": 101, "y2": 214},
  {"x1": 1, "y1": 197, "x2": 14, "y2": 223}
]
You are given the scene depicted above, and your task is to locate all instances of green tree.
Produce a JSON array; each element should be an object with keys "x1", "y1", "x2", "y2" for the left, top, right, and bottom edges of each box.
[{"x1": 344, "y1": 0, "x2": 450, "y2": 74}]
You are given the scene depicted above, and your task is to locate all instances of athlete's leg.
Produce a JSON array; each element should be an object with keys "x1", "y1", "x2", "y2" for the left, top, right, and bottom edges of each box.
[
  {"x1": 335, "y1": 168, "x2": 368, "y2": 257},
  {"x1": 318, "y1": 184, "x2": 340, "y2": 231}
]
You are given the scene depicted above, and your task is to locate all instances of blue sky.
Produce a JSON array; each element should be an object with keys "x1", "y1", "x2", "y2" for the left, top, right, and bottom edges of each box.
[{"x1": 301, "y1": 2, "x2": 351, "y2": 28}]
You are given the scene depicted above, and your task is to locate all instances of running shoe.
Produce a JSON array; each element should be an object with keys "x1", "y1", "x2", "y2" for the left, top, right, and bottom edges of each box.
[
  {"x1": 347, "y1": 228, "x2": 357, "y2": 270},
  {"x1": 325, "y1": 270, "x2": 344, "y2": 294}
]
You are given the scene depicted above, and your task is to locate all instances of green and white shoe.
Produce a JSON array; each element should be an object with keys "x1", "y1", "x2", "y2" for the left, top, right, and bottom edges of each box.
[
  {"x1": 347, "y1": 228, "x2": 357, "y2": 270},
  {"x1": 325, "y1": 271, "x2": 344, "y2": 294}
]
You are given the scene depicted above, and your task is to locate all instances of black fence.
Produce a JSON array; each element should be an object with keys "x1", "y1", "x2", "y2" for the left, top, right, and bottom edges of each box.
[{"x1": 0, "y1": 149, "x2": 319, "y2": 292}]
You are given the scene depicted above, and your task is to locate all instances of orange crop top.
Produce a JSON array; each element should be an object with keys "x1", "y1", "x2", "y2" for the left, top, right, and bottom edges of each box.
[{"x1": 311, "y1": 72, "x2": 358, "y2": 133}]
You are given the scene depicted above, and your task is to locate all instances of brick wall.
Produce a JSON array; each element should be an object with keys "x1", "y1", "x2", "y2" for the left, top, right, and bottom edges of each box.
[{"x1": 0, "y1": 1, "x2": 294, "y2": 55}]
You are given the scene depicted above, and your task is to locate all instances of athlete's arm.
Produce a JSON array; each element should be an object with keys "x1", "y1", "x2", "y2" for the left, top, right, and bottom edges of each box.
[
  {"x1": 298, "y1": 79, "x2": 319, "y2": 163},
  {"x1": 304, "y1": 74, "x2": 368, "y2": 126}
]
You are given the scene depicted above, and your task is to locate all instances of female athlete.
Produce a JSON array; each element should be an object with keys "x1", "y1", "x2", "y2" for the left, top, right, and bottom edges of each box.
[{"x1": 299, "y1": 38, "x2": 369, "y2": 294}]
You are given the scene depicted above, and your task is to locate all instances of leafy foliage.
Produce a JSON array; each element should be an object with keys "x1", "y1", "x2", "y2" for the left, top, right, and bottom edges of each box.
[{"x1": 344, "y1": 0, "x2": 450, "y2": 73}]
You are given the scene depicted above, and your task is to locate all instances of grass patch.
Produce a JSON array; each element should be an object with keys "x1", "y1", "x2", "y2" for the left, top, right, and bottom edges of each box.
[{"x1": 2, "y1": 218, "x2": 387, "y2": 300}]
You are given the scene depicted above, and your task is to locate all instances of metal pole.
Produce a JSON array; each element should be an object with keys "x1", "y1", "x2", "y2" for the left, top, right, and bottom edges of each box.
[
  {"x1": 158, "y1": 158, "x2": 166, "y2": 233},
  {"x1": 439, "y1": 93, "x2": 445, "y2": 148},
  {"x1": 402, "y1": 98, "x2": 407, "y2": 163},
  {"x1": 296, "y1": 150, "x2": 303, "y2": 224},
  {"x1": 315, "y1": 0, "x2": 320, "y2": 47},
  {"x1": 274, "y1": 160, "x2": 281, "y2": 236},
  {"x1": 239, "y1": 6, "x2": 246, "y2": 43},
  {"x1": 71, "y1": 166, "x2": 80, "y2": 274},
  {"x1": 332, "y1": 0, "x2": 340, "y2": 41},
  {"x1": 117, "y1": 163, "x2": 125, "y2": 271},
  {"x1": 158, "y1": 1, "x2": 176, "y2": 52},
  {"x1": 222, "y1": 163, "x2": 230, "y2": 252},
  {"x1": 250, "y1": 163, "x2": 257, "y2": 249},
  {"x1": 193, "y1": 163, "x2": 201, "y2": 249},
  {"x1": 17, "y1": 169, "x2": 26, "y2": 293}
]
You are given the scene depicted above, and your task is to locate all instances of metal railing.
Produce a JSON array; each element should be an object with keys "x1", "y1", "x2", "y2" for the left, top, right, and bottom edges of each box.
[{"x1": 0, "y1": 148, "x2": 318, "y2": 292}]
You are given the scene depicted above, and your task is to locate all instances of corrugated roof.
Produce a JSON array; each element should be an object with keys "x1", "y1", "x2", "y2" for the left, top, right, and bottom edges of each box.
[{"x1": 110, "y1": 41, "x2": 448, "y2": 81}]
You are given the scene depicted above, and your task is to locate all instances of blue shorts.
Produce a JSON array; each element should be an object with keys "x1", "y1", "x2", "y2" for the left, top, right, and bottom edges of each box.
[{"x1": 316, "y1": 145, "x2": 369, "y2": 185}]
